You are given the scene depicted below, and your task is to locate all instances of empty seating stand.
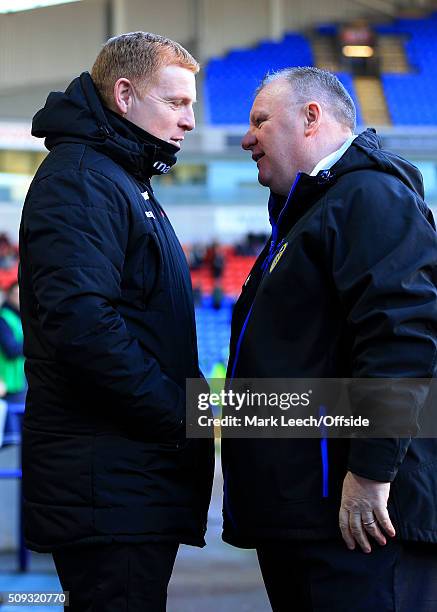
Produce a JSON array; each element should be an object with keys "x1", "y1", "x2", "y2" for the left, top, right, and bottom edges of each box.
[
  {"x1": 205, "y1": 34, "x2": 314, "y2": 124},
  {"x1": 377, "y1": 13, "x2": 437, "y2": 124},
  {"x1": 204, "y1": 33, "x2": 362, "y2": 126}
]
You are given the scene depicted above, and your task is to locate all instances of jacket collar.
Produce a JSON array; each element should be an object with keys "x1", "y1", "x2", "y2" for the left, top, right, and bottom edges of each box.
[
  {"x1": 267, "y1": 128, "x2": 424, "y2": 243},
  {"x1": 310, "y1": 134, "x2": 357, "y2": 176},
  {"x1": 32, "y1": 72, "x2": 179, "y2": 181}
]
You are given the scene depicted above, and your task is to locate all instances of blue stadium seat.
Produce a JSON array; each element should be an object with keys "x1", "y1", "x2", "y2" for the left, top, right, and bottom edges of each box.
[
  {"x1": 195, "y1": 303, "x2": 232, "y2": 374},
  {"x1": 205, "y1": 33, "x2": 314, "y2": 124},
  {"x1": 206, "y1": 13, "x2": 437, "y2": 126},
  {"x1": 378, "y1": 12, "x2": 437, "y2": 124},
  {"x1": 204, "y1": 33, "x2": 363, "y2": 126}
]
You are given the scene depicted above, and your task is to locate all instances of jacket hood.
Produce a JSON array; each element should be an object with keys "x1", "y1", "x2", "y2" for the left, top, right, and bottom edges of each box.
[
  {"x1": 332, "y1": 128, "x2": 424, "y2": 199},
  {"x1": 268, "y1": 128, "x2": 425, "y2": 238},
  {"x1": 32, "y1": 72, "x2": 179, "y2": 180}
]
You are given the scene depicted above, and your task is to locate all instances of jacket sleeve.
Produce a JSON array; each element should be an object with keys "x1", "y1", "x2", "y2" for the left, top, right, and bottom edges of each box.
[
  {"x1": 21, "y1": 168, "x2": 184, "y2": 438},
  {"x1": 326, "y1": 174, "x2": 437, "y2": 481}
]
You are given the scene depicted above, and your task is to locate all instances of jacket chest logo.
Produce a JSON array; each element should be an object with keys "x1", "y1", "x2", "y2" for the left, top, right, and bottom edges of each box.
[
  {"x1": 270, "y1": 242, "x2": 288, "y2": 273},
  {"x1": 141, "y1": 192, "x2": 155, "y2": 218},
  {"x1": 153, "y1": 161, "x2": 171, "y2": 174}
]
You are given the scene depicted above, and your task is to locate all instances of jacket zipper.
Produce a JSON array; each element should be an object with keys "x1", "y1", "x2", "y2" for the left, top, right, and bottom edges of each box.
[
  {"x1": 229, "y1": 172, "x2": 302, "y2": 380},
  {"x1": 319, "y1": 405, "x2": 329, "y2": 498},
  {"x1": 224, "y1": 174, "x2": 302, "y2": 531}
]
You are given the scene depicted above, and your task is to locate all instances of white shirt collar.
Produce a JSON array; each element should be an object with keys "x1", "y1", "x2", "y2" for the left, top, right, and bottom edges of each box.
[{"x1": 310, "y1": 135, "x2": 357, "y2": 176}]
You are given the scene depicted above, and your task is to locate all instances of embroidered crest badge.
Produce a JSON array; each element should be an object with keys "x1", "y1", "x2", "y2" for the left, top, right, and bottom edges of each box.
[{"x1": 270, "y1": 242, "x2": 288, "y2": 273}]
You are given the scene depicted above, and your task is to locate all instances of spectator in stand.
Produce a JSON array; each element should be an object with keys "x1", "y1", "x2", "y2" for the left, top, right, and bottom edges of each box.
[
  {"x1": 0, "y1": 280, "x2": 25, "y2": 445},
  {"x1": 0, "y1": 280, "x2": 25, "y2": 403},
  {"x1": 0, "y1": 234, "x2": 17, "y2": 269},
  {"x1": 206, "y1": 242, "x2": 225, "y2": 279},
  {"x1": 235, "y1": 232, "x2": 268, "y2": 256},
  {"x1": 187, "y1": 243, "x2": 205, "y2": 270},
  {"x1": 0, "y1": 236, "x2": 19, "y2": 296}
]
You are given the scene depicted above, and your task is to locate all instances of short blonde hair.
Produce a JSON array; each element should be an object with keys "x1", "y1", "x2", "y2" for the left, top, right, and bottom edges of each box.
[{"x1": 91, "y1": 31, "x2": 199, "y2": 108}]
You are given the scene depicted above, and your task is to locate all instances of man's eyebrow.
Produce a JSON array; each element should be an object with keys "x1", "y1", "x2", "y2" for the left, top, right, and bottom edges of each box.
[
  {"x1": 166, "y1": 95, "x2": 197, "y2": 104},
  {"x1": 250, "y1": 111, "x2": 267, "y2": 124}
]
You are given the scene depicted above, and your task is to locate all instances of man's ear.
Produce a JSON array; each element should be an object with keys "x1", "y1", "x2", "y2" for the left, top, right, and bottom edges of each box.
[
  {"x1": 113, "y1": 78, "x2": 134, "y2": 115},
  {"x1": 304, "y1": 101, "x2": 322, "y2": 136}
]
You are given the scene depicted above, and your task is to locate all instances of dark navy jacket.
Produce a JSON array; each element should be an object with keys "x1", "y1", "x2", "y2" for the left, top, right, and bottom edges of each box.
[
  {"x1": 222, "y1": 130, "x2": 437, "y2": 547},
  {"x1": 19, "y1": 72, "x2": 214, "y2": 551}
]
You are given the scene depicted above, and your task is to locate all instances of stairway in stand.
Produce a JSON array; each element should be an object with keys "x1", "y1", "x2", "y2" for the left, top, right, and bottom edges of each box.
[
  {"x1": 311, "y1": 30, "x2": 414, "y2": 127},
  {"x1": 353, "y1": 76, "x2": 391, "y2": 126},
  {"x1": 311, "y1": 36, "x2": 340, "y2": 72},
  {"x1": 378, "y1": 35, "x2": 410, "y2": 74}
]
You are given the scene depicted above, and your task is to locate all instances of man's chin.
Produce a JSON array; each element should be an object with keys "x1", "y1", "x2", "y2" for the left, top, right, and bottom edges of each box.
[
  {"x1": 258, "y1": 172, "x2": 271, "y2": 189},
  {"x1": 258, "y1": 173, "x2": 290, "y2": 196}
]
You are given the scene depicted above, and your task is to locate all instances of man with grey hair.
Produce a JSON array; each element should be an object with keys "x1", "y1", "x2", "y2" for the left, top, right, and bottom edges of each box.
[{"x1": 222, "y1": 67, "x2": 437, "y2": 610}]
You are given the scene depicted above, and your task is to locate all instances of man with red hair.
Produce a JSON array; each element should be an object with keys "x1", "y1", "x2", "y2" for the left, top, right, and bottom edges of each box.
[{"x1": 19, "y1": 32, "x2": 213, "y2": 611}]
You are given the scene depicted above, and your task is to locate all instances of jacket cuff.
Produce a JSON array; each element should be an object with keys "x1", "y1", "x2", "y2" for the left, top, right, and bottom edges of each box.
[{"x1": 347, "y1": 437, "x2": 411, "y2": 482}]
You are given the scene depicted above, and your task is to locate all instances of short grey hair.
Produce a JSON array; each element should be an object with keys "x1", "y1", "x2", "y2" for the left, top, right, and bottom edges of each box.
[{"x1": 259, "y1": 66, "x2": 356, "y2": 131}]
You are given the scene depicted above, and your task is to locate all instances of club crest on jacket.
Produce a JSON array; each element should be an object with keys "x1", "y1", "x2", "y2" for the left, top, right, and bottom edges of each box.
[{"x1": 270, "y1": 242, "x2": 288, "y2": 273}]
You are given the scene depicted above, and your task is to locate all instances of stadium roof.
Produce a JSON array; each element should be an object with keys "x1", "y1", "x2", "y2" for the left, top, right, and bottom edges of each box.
[{"x1": 0, "y1": 0, "x2": 80, "y2": 14}]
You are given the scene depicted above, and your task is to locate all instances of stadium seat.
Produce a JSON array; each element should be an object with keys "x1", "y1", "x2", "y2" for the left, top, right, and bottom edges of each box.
[
  {"x1": 204, "y1": 33, "x2": 362, "y2": 126},
  {"x1": 377, "y1": 12, "x2": 437, "y2": 124},
  {"x1": 205, "y1": 34, "x2": 314, "y2": 124}
]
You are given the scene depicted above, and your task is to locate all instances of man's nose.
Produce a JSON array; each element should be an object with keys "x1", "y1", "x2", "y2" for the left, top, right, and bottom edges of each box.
[
  {"x1": 242, "y1": 130, "x2": 256, "y2": 151},
  {"x1": 179, "y1": 106, "x2": 195, "y2": 132}
]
